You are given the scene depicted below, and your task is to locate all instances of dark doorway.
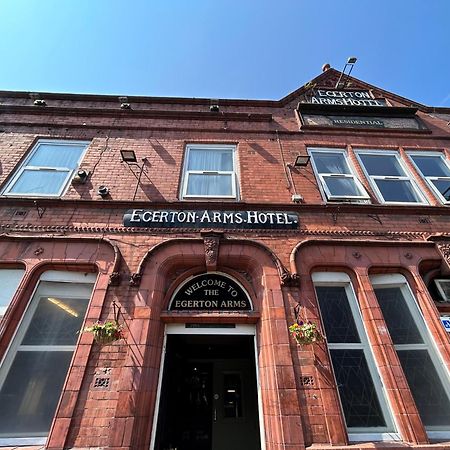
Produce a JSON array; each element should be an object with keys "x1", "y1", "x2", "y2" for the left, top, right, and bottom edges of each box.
[{"x1": 154, "y1": 334, "x2": 261, "y2": 450}]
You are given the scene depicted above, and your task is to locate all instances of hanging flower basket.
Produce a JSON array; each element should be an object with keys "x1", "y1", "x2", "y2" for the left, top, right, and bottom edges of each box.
[
  {"x1": 289, "y1": 321, "x2": 323, "y2": 346},
  {"x1": 83, "y1": 320, "x2": 123, "y2": 345}
]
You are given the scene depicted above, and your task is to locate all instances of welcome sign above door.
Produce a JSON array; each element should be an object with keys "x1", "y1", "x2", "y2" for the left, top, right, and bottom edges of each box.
[{"x1": 169, "y1": 273, "x2": 252, "y2": 311}]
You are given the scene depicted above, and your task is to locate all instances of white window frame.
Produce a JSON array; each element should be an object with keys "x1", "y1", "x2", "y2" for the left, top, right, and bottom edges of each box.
[
  {"x1": 407, "y1": 151, "x2": 450, "y2": 205},
  {"x1": 2, "y1": 139, "x2": 90, "y2": 198},
  {"x1": 370, "y1": 273, "x2": 450, "y2": 439},
  {"x1": 308, "y1": 148, "x2": 370, "y2": 202},
  {"x1": 312, "y1": 272, "x2": 398, "y2": 442},
  {"x1": 0, "y1": 270, "x2": 96, "y2": 446},
  {"x1": 355, "y1": 149, "x2": 428, "y2": 205},
  {"x1": 180, "y1": 144, "x2": 238, "y2": 200}
]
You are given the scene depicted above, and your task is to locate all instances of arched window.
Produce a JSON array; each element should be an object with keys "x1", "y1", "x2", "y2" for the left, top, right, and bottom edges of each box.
[{"x1": 0, "y1": 270, "x2": 96, "y2": 445}]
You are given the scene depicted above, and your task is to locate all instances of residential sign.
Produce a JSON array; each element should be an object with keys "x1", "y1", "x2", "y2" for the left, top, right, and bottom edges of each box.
[
  {"x1": 123, "y1": 209, "x2": 299, "y2": 230},
  {"x1": 330, "y1": 117, "x2": 385, "y2": 128}
]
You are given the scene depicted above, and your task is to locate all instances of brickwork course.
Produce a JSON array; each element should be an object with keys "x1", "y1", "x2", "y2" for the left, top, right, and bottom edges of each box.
[{"x1": 0, "y1": 67, "x2": 450, "y2": 450}]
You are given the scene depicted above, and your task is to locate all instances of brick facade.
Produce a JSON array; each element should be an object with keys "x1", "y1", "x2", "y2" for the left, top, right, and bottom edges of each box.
[{"x1": 0, "y1": 68, "x2": 449, "y2": 450}]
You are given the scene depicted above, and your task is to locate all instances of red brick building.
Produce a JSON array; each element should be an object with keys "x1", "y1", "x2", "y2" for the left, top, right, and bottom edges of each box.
[{"x1": 0, "y1": 67, "x2": 450, "y2": 450}]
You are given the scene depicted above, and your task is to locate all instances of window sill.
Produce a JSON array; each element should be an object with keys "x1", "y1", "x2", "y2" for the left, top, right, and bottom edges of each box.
[
  {"x1": 348, "y1": 432, "x2": 401, "y2": 442},
  {"x1": 181, "y1": 197, "x2": 239, "y2": 202},
  {"x1": 428, "y1": 431, "x2": 450, "y2": 440},
  {"x1": 326, "y1": 198, "x2": 371, "y2": 204},
  {"x1": 1, "y1": 193, "x2": 63, "y2": 199},
  {"x1": 0, "y1": 437, "x2": 47, "y2": 446}
]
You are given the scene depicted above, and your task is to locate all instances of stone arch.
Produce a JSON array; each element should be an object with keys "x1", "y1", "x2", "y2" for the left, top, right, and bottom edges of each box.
[
  {"x1": 0, "y1": 235, "x2": 120, "y2": 346},
  {"x1": 116, "y1": 237, "x2": 305, "y2": 450}
]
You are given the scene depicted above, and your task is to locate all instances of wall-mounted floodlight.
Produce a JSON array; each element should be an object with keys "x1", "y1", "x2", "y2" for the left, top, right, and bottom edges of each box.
[
  {"x1": 293, "y1": 155, "x2": 310, "y2": 168},
  {"x1": 335, "y1": 56, "x2": 358, "y2": 89},
  {"x1": 120, "y1": 150, "x2": 137, "y2": 163},
  {"x1": 120, "y1": 150, "x2": 149, "y2": 200}
]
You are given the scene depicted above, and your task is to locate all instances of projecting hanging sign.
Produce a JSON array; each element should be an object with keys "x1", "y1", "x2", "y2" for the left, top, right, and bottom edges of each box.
[
  {"x1": 169, "y1": 273, "x2": 252, "y2": 311},
  {"x1": 123, "y1": 209, "x2": 299, "y2": 230},
  {"x1": 441, "y1": 316, "x2": 450, "y2": 333},
  {"x1": 310, "y1": 89, "x2": 388, "y2": 107}
]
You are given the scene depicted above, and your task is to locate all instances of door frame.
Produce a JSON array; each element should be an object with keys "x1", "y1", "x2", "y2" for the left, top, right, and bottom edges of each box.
[{"x1": 149, "y1": 323, "x2": 265, "y2": 450}]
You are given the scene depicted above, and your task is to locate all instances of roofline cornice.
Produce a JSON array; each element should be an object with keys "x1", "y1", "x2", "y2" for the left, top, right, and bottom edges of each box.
[{"x1": 1, "y1": 68, "x2": 449, "y2": 113}]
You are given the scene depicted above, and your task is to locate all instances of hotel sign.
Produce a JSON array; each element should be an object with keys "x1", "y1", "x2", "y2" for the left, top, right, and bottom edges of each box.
[
  {"x1": 123, "y1": 209, "x2": 299, "y2": 230},
  {"x1": 311, "y1": 89, "x2": 387, "y2": 107},
  {"x1": 170, "y1": 273, "x2": 252, "y2": 311}
]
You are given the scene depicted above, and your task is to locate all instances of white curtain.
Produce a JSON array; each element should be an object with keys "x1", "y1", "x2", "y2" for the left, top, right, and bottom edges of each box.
[
  {"x1": 314, "y1": 153, "x2": 349, "y2": 174},
  {"x1": 187, "y1": 174, "x2": 232, "y2": 196},
  {"x1": 10, "y1": 170, "x2": 68, "y2": 195},
  {"x1": 28, "y1": 144, "x2": 84, "y2": 169},
  {"x1": 187, "y1": 149, "x2": 233, "y2": 171}
]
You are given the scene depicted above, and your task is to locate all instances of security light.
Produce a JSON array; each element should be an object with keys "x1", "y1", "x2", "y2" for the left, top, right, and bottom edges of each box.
[
  {"x1": 120, "y1": 150, "x2": 137, "y2": 163},
  {"x1": 293, "y1": 155, "x2": 310, "y2": 167},
  {"x1": 335, "y1": 56, "x2": 359, "y2": 89}
]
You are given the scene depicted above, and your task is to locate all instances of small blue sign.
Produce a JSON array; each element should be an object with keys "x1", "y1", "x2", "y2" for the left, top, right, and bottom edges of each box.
[{"x1": 441, "y1": 317, "x2": 450, "y2": 333}]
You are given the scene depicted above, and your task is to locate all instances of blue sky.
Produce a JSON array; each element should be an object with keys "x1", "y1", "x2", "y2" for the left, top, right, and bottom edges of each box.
[{"x1": 1, "y1": 0, "x2": 449, "y2": 106}]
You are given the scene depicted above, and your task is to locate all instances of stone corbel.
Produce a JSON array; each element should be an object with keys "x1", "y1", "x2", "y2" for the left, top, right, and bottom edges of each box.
[
  {"x1": 201, "y1": 231, "x2": 223, "y2": 272},
  {"x1": 280, "y1": 267, "x2": 300, "y2": 287},
  {"x1": 436, "y1": 242, "x2": 450, "y2": 275},
  {"x1": 129, "y1": 272, "x2": 142, "y2": 287},
  {"x1": 109, "y1": 272, "x2": 120, "y2": 286}
]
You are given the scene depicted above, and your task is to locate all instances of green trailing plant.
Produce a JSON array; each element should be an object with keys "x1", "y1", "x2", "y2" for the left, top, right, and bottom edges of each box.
[
  {"x1": 289, "y1": 321, "x2": 323, "y2": 345},
  {"x1": 83, "y1": 320, "x2": 123, "y2": 345}
]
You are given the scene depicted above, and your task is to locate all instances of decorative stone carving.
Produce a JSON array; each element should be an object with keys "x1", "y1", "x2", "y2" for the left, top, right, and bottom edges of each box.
[
  {"x1": 33, "y1": 247, "x2": 44, "y2": 256},
  {"x1": 437, "y1": 242, "x2": 450, "y2": 267},
  {"x1": 109, "y1": 272, "x2": 120, "y2": 286},
  {"x1": 129, "y1": 272, "x2": 142, "y2": 287},
  {"x1": 201, "y1": 231, "x2": 222, "y2": 272},
  {"x1": 280, "y1": 268, "x2": 300, "y2": 287},
  {"x1": 166, "y1": 268, "x2": 188, "y2": 288},
  {"x1": 236, "y1": 270, "x2": 253, "y2": 286}
]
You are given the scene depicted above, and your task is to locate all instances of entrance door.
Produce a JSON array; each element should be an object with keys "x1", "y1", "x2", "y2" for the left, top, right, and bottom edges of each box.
[
  {"x1": 212, "y1": 359, "x2": 260, "y2": 450},
  {"x1": 154, "y1": 331, "x2": 261, "y2": 450}
]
